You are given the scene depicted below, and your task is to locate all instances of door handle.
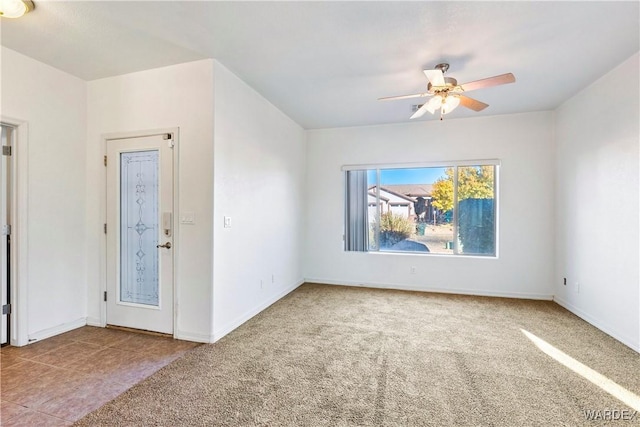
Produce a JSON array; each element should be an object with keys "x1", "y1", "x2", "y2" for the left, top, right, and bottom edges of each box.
[{"x1": 156, "y1": 242, "x2": 172, "y2": 249}]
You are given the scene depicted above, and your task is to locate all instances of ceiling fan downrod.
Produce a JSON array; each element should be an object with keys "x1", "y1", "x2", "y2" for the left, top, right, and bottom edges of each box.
[{"x1": 435, "y1": 63, "x2": 450, "y2": 74}]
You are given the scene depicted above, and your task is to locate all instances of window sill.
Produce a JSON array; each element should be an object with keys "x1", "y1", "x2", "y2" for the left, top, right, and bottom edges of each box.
[{"x1": 351, "y1": 250, "x2": 499, "y2": 259}]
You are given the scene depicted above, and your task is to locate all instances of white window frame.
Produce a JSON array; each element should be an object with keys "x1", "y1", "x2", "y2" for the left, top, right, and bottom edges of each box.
[{"x1": 343, "y1": 160, "x2": 500, "y2": 257}]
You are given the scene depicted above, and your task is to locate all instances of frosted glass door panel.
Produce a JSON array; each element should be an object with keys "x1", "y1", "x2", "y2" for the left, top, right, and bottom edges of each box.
[{"x1": 120, "y1": 150, "x2": 159, "y2": 306}]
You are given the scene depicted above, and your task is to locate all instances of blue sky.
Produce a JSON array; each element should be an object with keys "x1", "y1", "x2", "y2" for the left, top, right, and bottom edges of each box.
[{"x1": 368, "y1": 167, "x2": 447, "y2": 185}]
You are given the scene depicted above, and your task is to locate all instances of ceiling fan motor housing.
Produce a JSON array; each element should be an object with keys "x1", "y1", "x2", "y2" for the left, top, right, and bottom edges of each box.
[{"x1": 427, "y1": 77, "x2": 458, "y2": 92}]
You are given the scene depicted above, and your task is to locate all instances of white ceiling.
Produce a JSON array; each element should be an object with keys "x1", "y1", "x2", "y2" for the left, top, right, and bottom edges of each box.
[{"x1": 1, "y1": 1, "x2": 638, "y2": 129}]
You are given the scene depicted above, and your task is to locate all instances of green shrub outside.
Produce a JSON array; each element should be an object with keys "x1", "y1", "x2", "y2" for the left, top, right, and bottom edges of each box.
[{"x1": 379, "y1": 212, "x2": 414, "y2": 247}]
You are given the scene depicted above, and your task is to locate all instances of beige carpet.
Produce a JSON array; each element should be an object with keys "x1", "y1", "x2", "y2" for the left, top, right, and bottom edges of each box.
[{"x1": 75, "y1": 284, "x2": 640, "y2": 426}]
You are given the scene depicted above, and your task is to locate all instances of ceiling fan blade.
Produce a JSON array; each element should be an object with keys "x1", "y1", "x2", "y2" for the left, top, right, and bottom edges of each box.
[
  {"x1": 378, "y1": 92, "x2": 429, "y2": 101},
  {"x1": 410, "y1": 103, "x2": 431, "y2": 119},
  {"x1": 423, "y1": 69, "x2": 445, "y2": 86},
  {"x1": 460, "y1": 73, "x2": 515, "y2": 92},
  {"x1": 459, "y1": 95, "x2": 489, "y2": 112}
]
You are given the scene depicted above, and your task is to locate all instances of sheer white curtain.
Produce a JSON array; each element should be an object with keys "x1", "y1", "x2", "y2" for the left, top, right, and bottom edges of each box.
[{"x1": 345, "y1": 170, "x2": 369, "y2": 251}]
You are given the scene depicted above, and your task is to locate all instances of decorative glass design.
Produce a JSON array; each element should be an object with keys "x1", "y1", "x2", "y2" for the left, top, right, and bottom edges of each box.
[{"x1": 120, "y1": 151, "x2": 159, "y2": 306}]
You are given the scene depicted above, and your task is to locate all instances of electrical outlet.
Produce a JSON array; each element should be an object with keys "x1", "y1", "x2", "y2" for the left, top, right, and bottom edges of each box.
[
  {"x1": 410, "y1": 266, "x2": 416, "y2": 275},
  {"x1": 272, "y1": 274, "x2": 275, "y2": 283},
  {"x1": 575, "y1": 282, "x2": 580, "y2": 294},
  {"x1": 260, "y1": 279, "x2": 264, "y2": 289},
  {"x1": 563, "y1": 277, "x2": 566, "y2": 286},
  {"x1": 224, "y1": 216, "x2": 231, "y2": 228}
]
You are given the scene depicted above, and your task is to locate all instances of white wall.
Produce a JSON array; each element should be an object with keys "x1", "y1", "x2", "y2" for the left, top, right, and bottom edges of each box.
[
  {"x1": 212, "y1": 61, "x2": 306, "y2": 340},
  {"x1": 305, "y1": 112, "x2": 555, "y2": 299},
  {"x1": 5, "y1": 40, "x2": 634, "y2": 354},
  {"x1": 1, "y1": 47, "x2": 87, "y2": 342},
  {"x1": 554, "y1": 52, "x2": 639, "y2": 351},
  {"x1": 87, "y1": 60, "x2": 215, "y2": 342}
]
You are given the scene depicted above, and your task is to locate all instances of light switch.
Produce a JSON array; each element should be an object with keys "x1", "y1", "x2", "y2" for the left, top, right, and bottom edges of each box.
[
  {"x1": 180, "y1": 212, "x2": 195, "y2": 224},
  {"x1": 224, "y1": 216, "x2": 232, "y2": 228}
]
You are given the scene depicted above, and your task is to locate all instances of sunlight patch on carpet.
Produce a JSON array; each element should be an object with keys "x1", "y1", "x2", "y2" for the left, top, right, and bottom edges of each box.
[{"x1": 521, "y1": 329, "x2": 640, "y2": 411}]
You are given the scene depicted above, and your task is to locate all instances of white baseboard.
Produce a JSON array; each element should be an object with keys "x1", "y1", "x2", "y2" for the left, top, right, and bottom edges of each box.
[
  {"x1": 27, "y1": 317, "x2": 87, "y2": 344},
  {"x1": 304, "y1": 278, "x2": 554, "y2": 301},
  {"x1": 86, "y1": 317, "x2": 103, "y2": 327},
  {"x1": 212, "y1": 279, "x2": 304, "y2": 342},
  {"x1": 174, "y1": 330, "x2": 214, "y2": 344},
  {"x1": 553, "y1": 296, "x2": 639, "y2": 353}
]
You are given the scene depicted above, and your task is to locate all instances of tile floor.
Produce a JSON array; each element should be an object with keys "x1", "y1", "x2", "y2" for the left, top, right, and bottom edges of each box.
[{"x1": 0, "y1": 326, "x2": 200, "y2": 426}]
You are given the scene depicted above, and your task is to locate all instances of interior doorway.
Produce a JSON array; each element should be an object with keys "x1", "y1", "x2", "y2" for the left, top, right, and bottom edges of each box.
[{"x1": 1, "y1": 125, "x2": 14, "y2": 345}]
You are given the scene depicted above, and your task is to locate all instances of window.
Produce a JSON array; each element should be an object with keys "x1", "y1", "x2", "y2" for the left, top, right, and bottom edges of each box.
[{"x1": 345, "y1": 161, "x2": 498, "y2": 256}]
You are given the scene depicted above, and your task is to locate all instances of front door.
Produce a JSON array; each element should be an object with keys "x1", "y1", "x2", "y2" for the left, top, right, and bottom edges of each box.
[{"x1": 106, "y1": 133, "x2": 174, "y2": 334}]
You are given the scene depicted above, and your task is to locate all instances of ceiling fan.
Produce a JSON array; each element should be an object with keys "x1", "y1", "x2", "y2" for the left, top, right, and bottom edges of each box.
[{"x1": 379, "y1": 63, "x2": 515, "y2": 120}]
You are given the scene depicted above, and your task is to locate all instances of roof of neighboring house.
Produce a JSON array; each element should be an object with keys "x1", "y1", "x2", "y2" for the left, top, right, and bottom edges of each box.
[
  {"x1": 368, "y1": 192, "x2": 390, "y2": 203},
  {"x1": 368, "y1": 185, "x2": 416, "y2": 202},
  {"x1": 382, "y1": 184, "x2": 433, "y2": 198}
]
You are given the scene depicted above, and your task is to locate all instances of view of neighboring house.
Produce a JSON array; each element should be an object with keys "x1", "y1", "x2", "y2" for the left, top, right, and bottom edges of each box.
[
  {"x1": 368, "y1": 184, "x2": 437, "y2": 223},
  {"x1": 368, "y1": 186, "x2": 415, "y2": 219}
]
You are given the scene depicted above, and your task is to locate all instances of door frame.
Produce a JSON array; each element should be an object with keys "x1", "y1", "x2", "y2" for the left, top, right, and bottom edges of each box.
[
  {"x1": 100, "y1": 128, "x2": 179, "y2": 337},
  {"x1": 0, "y1": 116, "x2": 29, "y2": 347}
]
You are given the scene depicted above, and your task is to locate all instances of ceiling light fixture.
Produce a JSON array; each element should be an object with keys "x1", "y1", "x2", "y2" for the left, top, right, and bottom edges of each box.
[
  {"x1": 0, "y1": 0, "x2": 34, "y2": 18},
  {"x1": 424, "y1": 95, "x2": 443, "y2": 114},
  {"x1": 441, "y1": 95, "x2": 460, "y2": 115},
  {"x1": 424, "y1": 94, "x2": 460, "y2": 119}
]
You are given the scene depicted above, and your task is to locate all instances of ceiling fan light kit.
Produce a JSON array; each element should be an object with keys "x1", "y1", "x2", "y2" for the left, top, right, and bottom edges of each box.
[
  {"x1": 380, "y1": 62, "x2": 515, "y2": 120},
  {"x1": 0, "y1": 0, "x2": 34, "y2": 18},
  {"x1": 441, "y1": 95, "x2": 460, "y2": 115}
]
